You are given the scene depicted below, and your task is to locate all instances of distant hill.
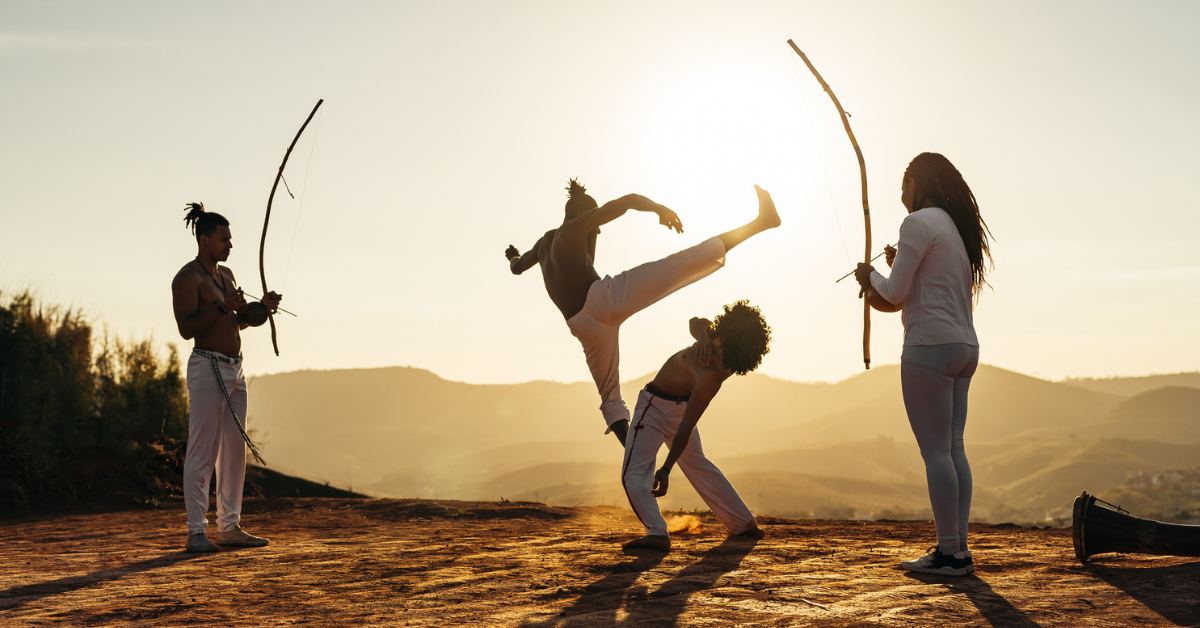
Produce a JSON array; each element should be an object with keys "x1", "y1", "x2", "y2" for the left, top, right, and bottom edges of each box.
[
  {"x1": 462, "y1": 438, "x2": 1200, "y2": 525},
  {"x1": 246, "y1": 364, "x2": 1200, "y2": 524},
  {"x1": 1096, "y1": 387, "x2": 1200, "y2": 442},
  {"x1": 1101, "y1": 467, "x2": 1200, "y2": 523},
  {"x1": 248, "y1": 366, "x2": 611, "y2": 494},
  {"x1": 736, "y1": 364, "x2": 1125, "y2": 446},
  {"x1": 719, "y1": 437, "x2": 925, "y2": 484},
  {"x1": 1060, "y1": 372, "x2": 1200, "y2": 397},
  {"x1": 994, "y1": 439, "x2": 1200, "y2": 522}
]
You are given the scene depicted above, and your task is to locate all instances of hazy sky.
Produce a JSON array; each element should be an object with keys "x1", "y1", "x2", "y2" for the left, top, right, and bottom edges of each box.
[{"x1": 2, "y1": 1, "x2": 1197, "y2": 385}]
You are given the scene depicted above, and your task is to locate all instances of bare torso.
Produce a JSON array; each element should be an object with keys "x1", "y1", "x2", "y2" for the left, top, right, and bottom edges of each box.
[
  {"x1": 649, "y1": 342, "x2": 729, "y2": 398},
  {"x1": 537, "y1": 220, "x2": 601, "y2": 320},
  {"x1": 172, "y1": 261, "x2": 243, "y2": 356}
]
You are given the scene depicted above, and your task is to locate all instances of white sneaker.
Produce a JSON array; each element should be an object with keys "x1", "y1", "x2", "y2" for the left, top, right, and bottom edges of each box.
[
  {"x1": 900, "y1": 546, "x2": 970, "y2": 576},
  {"x1": 185, "y1": 532, "x2": 220, "y2": 553},
  {"x1": 211, "y1": 526, "x2": 269, "y2": 547}
]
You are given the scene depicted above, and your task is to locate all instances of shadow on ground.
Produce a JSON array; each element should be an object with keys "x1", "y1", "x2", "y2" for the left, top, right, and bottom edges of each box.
[
  {"x1": 521, "y1": 536, "x2": 757, "y2": 627},
  {"x1": 0, "y1": 552, "x2": 206, "y2": 611},
  {"x1": 1088, "y1": 559, "x2": 1200, "y2": 626}
]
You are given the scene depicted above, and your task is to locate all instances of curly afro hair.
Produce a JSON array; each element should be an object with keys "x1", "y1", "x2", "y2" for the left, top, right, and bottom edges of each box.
[{"x1": 710, "y1": 300, "x2": 771, "y2": 376}]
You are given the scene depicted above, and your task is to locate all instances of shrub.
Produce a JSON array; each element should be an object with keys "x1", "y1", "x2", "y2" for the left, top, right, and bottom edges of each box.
[{"x1": 0, "y1": 290, "x2": 188, "y2": 510}]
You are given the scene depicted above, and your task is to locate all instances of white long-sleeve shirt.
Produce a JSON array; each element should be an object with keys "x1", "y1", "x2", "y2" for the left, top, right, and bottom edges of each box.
[{"x1": 870, "y1": 207, "x2": 979, "y2": 347}]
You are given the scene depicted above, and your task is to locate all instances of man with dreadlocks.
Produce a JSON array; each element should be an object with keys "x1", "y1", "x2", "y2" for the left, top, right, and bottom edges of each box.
[
  {"x1": 505, "y1": 181, "x2": 780, "y2": 446},
  {"x1": 620, "y1": 300, "x2": 771, "y2": 551},
  {"x1": 854, "y1": 153, "x2": 994, "y2": 577},
  {"x1": 171, "y1": 202, "x2": 281, "y2": 553}
]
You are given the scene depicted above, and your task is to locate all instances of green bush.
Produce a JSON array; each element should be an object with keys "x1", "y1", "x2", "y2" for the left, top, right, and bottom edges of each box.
[
  {"x1": 0, "y1": 292, "x2": 94, "y2": 460},
  {"x1": 0, "y1": 290, "x2": 188, "y2": 510},
  {"x1": 94, "y1": 338, "x2": 189, "y2": 447}
]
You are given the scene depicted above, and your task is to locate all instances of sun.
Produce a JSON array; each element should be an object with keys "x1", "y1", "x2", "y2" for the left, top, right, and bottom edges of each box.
[{"x1": 637, "y1": 60, "x2": 811, "y2": 216}]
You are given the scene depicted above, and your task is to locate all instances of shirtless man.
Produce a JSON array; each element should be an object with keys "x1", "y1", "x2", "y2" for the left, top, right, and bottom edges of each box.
[
  {"x1": 506, "y1": 180, "x2": 779, "y2": 445},
  {"x1": 171, "y1": 202, "x2": 280, "y2": 553},
  {"x1": 621, "y1": 300, "x2": 772, "y2": 551}
]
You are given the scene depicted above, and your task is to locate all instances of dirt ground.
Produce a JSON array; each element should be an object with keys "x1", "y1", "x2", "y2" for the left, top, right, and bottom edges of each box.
[{"x1": 2, "y1": 498, "x2": 1199, "y2": 627}]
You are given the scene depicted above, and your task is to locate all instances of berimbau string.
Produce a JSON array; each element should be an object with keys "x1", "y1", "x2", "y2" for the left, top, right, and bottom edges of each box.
[
  {"x1": 792, "y1": 55, "x2": 853, "y2": 268},
  {"x1": 281, "y1": 106, "x2": 322, "y2": 293}
]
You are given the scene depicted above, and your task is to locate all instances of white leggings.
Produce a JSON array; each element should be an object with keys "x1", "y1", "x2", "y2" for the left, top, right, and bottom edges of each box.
[{"x1": 900, "y1": 343, "x2": 979, "y2": 554}]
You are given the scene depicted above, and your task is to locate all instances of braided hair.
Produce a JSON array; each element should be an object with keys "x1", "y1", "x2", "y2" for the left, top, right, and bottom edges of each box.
[
  {"x1": 182, "y1": 202, "x2": 230, "y2": 242},
  {"x1": 903, "y1": 153, "x2": 993, "y2": 298}
]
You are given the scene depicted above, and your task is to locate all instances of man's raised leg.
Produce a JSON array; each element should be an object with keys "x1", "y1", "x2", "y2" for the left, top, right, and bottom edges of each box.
[
  {"x1": 717, "y1": 185, "x2": 781, "y2": 253},
  {"x1": 603, "y1": 185, "x2": 781, "y2": 323},
  {"x1": 570, "y1": 186, "x2": 780, "y2": 442}
]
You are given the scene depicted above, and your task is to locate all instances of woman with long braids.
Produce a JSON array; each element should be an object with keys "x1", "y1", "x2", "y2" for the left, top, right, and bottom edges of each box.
[{"x1": 854, "y1": 152, "x2": 993, "y2": 576}]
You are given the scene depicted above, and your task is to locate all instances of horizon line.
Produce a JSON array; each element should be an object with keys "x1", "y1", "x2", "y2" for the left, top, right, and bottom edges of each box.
[{"x1": 244, "y1": 362, "x2": 1200, "y2": 388}]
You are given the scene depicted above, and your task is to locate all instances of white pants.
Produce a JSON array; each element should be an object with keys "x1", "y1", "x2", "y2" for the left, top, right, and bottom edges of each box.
[
  {"x1": 621, "y1": 387, "x2": 756, "y2": 537},
  {"x1": 901, "y1": 343, "x2": 979, "y2": 554},
  {"x1": 567, "y1": 237, "x2": 726, "y2": 432},
  {"x1": 184, "y1": 351, "x2": 248, "y2": 535}
]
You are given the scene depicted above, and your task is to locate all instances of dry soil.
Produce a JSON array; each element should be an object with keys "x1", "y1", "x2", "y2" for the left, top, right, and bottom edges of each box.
[{"x1": 2, "y1": 498, "x2": 1198, "y2": 627}]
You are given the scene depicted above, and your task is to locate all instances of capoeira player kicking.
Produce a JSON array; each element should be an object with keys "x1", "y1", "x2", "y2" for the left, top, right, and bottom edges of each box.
[
  {"x1": 505, "y1": 180, "x2": 780, "y2": 446},
  {"x1": 621, "y1": 300, "x2": 772, "y2": 551}
]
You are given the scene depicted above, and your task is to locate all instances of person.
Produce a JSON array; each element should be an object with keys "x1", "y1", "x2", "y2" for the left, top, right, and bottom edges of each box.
[
  {"x1": 171, "y1": 202, "x2": 281, "y2": 553},
  {"x1": 620, "y1": 300, "x2": 771, "y2": 551},
  {"x1": 505, "y1": 180, "x2": 780, "y2": 446},
  {"x1": 854, "y1": 152, "x2": 993, "y2": 576}
]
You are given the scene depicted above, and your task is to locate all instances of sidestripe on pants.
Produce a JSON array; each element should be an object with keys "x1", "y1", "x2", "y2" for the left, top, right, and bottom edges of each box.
[
  {"x1": 620, "y1": 388, "x2": 756, "y2": 536},
  {"x1": 183, "y1": 353, "x2": 248, "y2": 535}
]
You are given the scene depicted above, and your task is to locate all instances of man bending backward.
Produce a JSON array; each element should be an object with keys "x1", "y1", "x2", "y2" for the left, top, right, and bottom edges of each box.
[
  {"x1": 506, "y1": 180, "x2": 779, "y2": 445},
  {"x1": 621, "y1": 300, "x2": 771, "y2": 551}
]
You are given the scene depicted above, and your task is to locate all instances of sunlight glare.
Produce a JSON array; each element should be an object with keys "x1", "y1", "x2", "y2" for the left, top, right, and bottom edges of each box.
[{"x1": 640, "y1": 59, "x2": 810, "y2": 224}]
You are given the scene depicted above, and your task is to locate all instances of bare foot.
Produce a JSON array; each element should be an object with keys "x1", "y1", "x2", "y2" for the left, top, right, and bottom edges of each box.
[
  {"x1": 737, "y1": 526, "x2": 765, "y2": 539},
  {"x1": 622, "y1": 534, "x2": 671, "y2": 551},
  {"x1": 754, "y1": 185, "x2": 781, "y2": 229}
]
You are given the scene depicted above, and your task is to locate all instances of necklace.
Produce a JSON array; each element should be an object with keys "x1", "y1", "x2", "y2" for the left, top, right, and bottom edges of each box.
[{"x1": 196, "y1": 257, "x2": 227, "y2": 293}]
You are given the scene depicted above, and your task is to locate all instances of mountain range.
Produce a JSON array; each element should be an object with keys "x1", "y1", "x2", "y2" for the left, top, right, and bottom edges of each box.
[{"x1": 245, "y1": 365, "x2": 1200, "y2": 524}]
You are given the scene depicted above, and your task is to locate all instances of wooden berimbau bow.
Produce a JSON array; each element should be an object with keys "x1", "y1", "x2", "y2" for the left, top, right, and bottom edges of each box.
[
  {"x1": 260, "y1": 99, "x2": 323, "y2": 356},
  {"x1": 787, "y1": 40, "x2": 872, "y2": 370}
]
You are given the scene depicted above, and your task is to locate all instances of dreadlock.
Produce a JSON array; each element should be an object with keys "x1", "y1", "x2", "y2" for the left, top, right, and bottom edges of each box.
[
  {"x1": 564, "y1": 178, "x2": 598, "y2": 217},
  {"x1": 182, "y1": 202, "x2": 230, "y2": 242},
  {"x1": 709, "y1": 300, "x2": 772, "y2": 376},
  {"x1": 903, "y1": 153, "x2": 993, "y2": 299}
]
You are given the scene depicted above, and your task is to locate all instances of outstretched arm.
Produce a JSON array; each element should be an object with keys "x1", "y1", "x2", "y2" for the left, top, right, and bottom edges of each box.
[
  {"x1": 505, "y1": 238, "x2": 543, "y2": 275},
  {"x1": 651, "y1": 375, "x2": 721, "y2": 497},
  {"x1": 576, "y1": 194, "x2": 683, "y2": 234}
]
